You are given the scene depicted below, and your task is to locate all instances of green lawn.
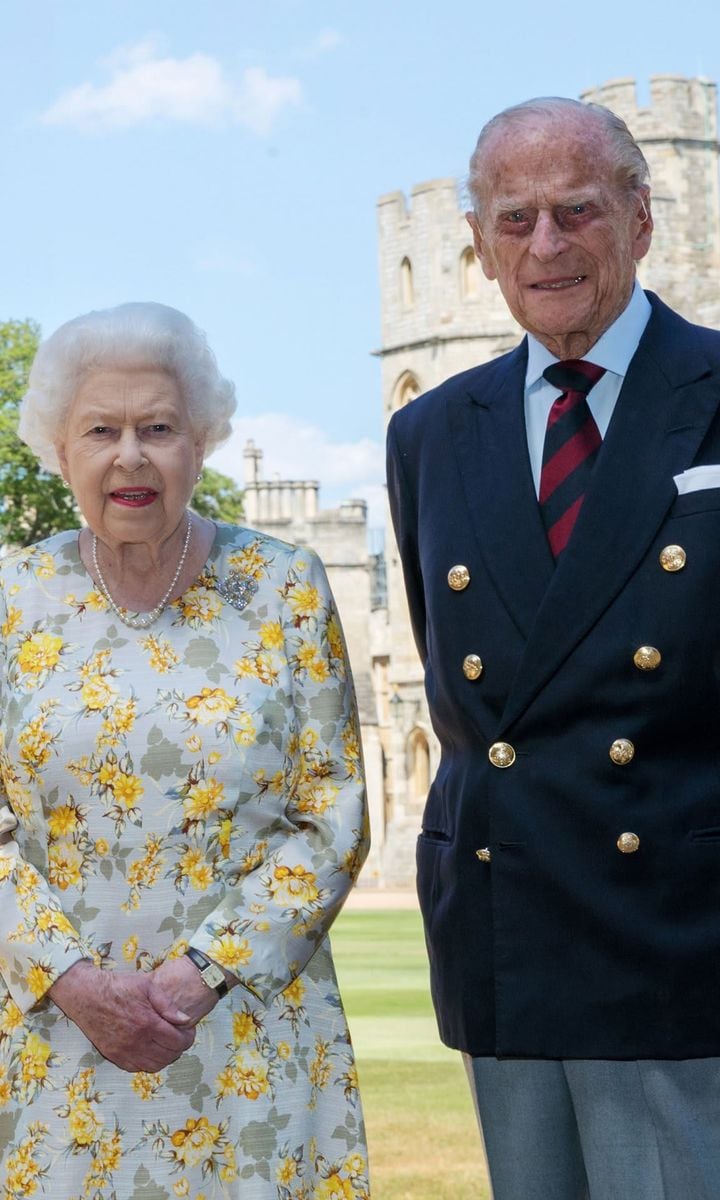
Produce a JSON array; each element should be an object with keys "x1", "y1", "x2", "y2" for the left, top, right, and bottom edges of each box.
[{"x1": 331, "y1": 908, "x2": 490, "y2": 1200}]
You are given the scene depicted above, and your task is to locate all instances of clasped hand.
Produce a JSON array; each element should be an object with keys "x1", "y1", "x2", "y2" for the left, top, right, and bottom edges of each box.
[{"x1": 49, "y1": 955, "x2": 219, "y2": 1073}]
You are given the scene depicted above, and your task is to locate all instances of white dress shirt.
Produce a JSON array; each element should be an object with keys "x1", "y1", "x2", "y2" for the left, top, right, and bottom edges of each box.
[{"x1": 524, "y1": 282, "x2": 652, "y2": 496}]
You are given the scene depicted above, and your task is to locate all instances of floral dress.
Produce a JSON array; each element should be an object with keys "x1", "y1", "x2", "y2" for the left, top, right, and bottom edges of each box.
[{"x1": 0, "y1": 524, "x2": 370, "y2": 1200}]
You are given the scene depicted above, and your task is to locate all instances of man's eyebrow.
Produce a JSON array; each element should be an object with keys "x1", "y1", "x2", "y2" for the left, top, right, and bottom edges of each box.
[
  {"x1": 491, "y1": 196, "x2": 529, "y2": 210},
  {"x1": 488, "y1": 195, "x2": 608, "y2": 221}
]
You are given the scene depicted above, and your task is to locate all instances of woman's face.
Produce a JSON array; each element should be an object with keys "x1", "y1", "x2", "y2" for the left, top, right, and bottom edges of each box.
[{"x1": 56, "y1": 366, "x2": 205, "y2": 549}]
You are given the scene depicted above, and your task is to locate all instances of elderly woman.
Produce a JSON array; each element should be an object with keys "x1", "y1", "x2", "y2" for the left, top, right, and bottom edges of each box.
[{"x1": 0, "y1": 303, "x2": 370, "y2": 1200}]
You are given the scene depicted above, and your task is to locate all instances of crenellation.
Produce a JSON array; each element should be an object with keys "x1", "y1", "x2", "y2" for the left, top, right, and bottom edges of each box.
[
  {"x1": 647, "y1": 75, "x2": 717, "y2": 140},
  {"x1": 582, "y1": 76, "x2": 718, "y2": 143},
  {"x1": 581, "y1": 77, "x2": 638, "y2": 120}
]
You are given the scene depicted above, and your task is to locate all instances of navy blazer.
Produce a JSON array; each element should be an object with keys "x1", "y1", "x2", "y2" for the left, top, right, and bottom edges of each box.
[{"x1": 387, "y1": 293, "x2": 720, "y2": 1058}]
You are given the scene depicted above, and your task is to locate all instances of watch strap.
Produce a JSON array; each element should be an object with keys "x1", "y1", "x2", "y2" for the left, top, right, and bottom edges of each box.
[{"x1": 185, "y1": 946, "x2": 229, "y2": 997}]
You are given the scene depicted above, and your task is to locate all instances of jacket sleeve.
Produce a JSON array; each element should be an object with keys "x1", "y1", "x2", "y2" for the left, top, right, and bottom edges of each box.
[
  {"x1": 386, "y1": 413, "x2": 428, "y2": 665},
  {"x1": 187, "y1": 545, "x2": 370, "y2": 1001}
]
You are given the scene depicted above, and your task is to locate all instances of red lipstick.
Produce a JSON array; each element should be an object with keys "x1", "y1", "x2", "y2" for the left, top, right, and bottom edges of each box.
[{"x1": 109, "y1": 488, "x2": 158, "y2": 508}]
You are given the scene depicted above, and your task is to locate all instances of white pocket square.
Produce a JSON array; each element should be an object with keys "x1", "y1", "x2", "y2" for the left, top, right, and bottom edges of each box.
[{"x1": 674, "y1": 466, "x2": 720, "y2": 494}]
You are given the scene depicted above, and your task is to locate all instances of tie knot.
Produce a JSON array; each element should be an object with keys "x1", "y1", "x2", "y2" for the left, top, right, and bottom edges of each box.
[{"x1": 543, "y1": 359, "x2": 606, "y2": 395}]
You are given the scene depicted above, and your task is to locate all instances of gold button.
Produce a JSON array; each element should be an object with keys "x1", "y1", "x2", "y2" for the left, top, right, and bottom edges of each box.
[
  {"x1": 476, "y1": 847, "x2": 491, "y2": 863},
  {"x1": 489, "y1": 742, "x2": 516, "y2": 768},
  {"x1": 617, "y1": 831, "x2": 640, "y2": 854},
  {"x1": 633, "y1": 645, "x2": 662, "y2": 671},
  {"x1": 609, "y1": 738, "x2": 635, "y2": 765},
  {"x1": 463, "y1": 654, "x2": 484, "y2": 680},
  {"x1": 659, "y1": 545, "x2": 686, "y2": 572},
  {"x1": 448, "y1": 565, "x2": 470, "y2": 591}
]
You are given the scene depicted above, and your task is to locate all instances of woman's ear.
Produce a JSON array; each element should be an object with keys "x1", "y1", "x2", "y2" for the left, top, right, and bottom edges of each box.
[{"x1": 55, "y1": 443, "x2": 69, "y2": 484}]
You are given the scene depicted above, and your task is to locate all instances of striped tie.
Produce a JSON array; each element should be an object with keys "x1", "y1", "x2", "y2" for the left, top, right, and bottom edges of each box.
[{"x1": 540, "y1": 359, "x2": 606, "y2": 558}]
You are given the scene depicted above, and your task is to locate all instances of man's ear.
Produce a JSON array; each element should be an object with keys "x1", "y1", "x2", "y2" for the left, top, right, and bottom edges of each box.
[
  {"x1": 466, "y1": 211, "x2": 497, "y2": 281},
  {"x1": 632, "y1": 190, "x2": 653, "y2": 264}
]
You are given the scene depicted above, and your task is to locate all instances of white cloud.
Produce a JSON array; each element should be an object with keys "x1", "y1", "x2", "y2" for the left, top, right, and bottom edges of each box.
[
  {"x1": 294, "y1": 29, "x2": 343, "y2": 61},
  {"x1": 206, "y1": 412, "x2": 386, "y2": 528},
  {"x1": 232, "y1": 66, "x2": 302, "y2": 136},
  {"x1": 39, "y1": 38, "x2": 301, "y2": 135}
]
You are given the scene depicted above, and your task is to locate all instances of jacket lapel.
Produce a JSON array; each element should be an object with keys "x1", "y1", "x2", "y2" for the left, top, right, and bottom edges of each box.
[
  {"x1": 449, "y1": 341, "x2": 555, "y2": 639},
  {"x1": 500, "y1": 295, "x2": 720, "y2": 731}
]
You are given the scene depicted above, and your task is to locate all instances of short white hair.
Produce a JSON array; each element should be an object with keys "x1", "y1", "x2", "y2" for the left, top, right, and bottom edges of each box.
[
  {"x1": 18, "y1": 301, "x2": 237, "y2": 473},
  {"x1": 467, "y1": 97, "x2": 650, "y2": 217}
]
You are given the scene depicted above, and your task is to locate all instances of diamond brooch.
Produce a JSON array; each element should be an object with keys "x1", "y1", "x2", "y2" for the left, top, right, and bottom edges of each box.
[{"x1": 216, "y1": 571, "x2": 258, "y2": 611}]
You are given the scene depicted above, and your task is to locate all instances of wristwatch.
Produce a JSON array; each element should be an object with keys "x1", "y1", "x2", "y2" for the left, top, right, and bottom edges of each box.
[{"x1": 185, "y1": 947, "x2": 228, "y2": 997}]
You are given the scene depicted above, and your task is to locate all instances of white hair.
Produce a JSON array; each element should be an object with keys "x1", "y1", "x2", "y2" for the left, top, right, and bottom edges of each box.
[
  {"x1": 467, "y1": 96, "x2": 651, "y2": 217},
  {"x1": 18, "y1": 301, "x2": 237, "y2": 473}
]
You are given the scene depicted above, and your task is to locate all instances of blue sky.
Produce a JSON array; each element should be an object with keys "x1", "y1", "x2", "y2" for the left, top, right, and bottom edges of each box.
[{"x1": 2, "y1": 1, "x2": 718, "y2": 529}]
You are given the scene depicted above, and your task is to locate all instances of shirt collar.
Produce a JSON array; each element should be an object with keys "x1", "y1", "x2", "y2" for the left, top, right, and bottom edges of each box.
[{"x1": 525, "y1": 281, "x2": 652, "y2": 388}]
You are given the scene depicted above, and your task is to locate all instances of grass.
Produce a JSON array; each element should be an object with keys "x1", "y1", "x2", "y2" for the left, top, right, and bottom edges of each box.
[{"x1": 331, "y1": 908, "x2": 491, "y2": 1200}]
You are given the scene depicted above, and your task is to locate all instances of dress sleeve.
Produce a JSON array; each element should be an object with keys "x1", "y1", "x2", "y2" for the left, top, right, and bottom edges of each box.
[
  {"x1": 0, "y1": 578, "x2": 93, "y2": 1015},
  {"x1": 187, "y1": 545, "x2": 370, "y2": 1002}
]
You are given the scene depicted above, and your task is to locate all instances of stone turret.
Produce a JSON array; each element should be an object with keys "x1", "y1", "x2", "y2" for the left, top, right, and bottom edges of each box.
[
  {"x1": 376, "y1": 179, "x2": 520, "y2": 423},
  {"x1": 581, "y1": 76, "x2": 720, "y2": 324}
]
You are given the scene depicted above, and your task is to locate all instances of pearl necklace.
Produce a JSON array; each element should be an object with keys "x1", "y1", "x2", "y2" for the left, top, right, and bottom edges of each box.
[{"x1": 91, "y1": 515, "x2": 192, "y2": 630}]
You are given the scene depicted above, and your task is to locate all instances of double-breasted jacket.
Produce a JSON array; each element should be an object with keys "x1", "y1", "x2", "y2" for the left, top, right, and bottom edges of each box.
[{"x1": 387, "y1": 293, "x2": 720, "y2": 1058}]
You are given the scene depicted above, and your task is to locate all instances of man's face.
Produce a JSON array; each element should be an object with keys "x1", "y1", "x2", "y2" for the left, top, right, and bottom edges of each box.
[{"x1": 467, "y1": 115, "x2": 653, "y2": 357}]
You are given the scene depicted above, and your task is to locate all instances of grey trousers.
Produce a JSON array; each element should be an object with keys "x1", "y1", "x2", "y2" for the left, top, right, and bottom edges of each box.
[{"x1": 464, "y1": 1055, "x2": 720, "y2": 1200}]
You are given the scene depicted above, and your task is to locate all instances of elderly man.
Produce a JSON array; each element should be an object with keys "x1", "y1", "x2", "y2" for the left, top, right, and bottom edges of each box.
[{"x1": 387, "y1": 97, "x2": 720, "y2": 1199}]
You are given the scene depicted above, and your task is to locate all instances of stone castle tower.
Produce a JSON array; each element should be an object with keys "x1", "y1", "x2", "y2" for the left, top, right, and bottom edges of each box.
[
  {"x1": 375, "y1": 75, "x2": 720, "y2": 882},
  {"x1": 582, "y1": 76, "x2": 720, "y2": 324}
]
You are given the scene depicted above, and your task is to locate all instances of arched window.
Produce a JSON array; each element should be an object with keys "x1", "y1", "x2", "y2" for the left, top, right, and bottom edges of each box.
[
  {"x1": 407, "y1": 728, "x2": 430, "y2": 807},
  {"x1": 400, "y1": 256, "x2": 414, "y2": 307},
  {"x1": 461, "y1": 246, "x2": 480, "y2": 298},
  {"x1": 392, "y1": 370, "x2": 421, "y2": 410}
]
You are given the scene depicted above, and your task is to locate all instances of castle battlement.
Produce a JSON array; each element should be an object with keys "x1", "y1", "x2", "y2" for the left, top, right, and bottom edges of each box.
[{"x1": 581, "y1": 75, "x2": 718, "y2": 144}]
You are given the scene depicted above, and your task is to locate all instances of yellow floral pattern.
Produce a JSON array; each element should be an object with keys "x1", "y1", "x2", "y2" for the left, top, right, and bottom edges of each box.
[{"x1": 0, "y1": 525, "x2": 370, "y2": 1199}]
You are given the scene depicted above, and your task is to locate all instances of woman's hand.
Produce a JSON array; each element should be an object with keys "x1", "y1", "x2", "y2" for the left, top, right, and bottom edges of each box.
[
  {"x1": 49, "y1": 959, "x2": 196, "y2": 1072},
  {"x1": 148, "y1": 954, "x2": 222, "y2": 1028}
]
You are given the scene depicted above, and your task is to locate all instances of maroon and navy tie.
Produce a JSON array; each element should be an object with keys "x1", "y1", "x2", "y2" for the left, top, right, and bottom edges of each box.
[{"x1": 539, "y1": 359, "x2": 606, "y2": 558}]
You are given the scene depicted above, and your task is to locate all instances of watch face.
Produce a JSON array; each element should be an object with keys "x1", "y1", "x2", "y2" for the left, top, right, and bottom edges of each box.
[{"x1": 202, "y1": 962, "x2": 226, "y2": 990}]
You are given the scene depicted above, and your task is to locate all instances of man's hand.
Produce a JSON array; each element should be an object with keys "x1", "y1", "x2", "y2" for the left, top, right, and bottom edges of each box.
[{"x1": 49, "y1": 960, "x2": 196, "y2": 1072}]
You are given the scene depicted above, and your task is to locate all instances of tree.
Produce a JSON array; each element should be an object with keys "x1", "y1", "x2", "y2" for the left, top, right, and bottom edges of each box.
[
  {"x1": 0, "y1": 319, "x2": 81, "y2": 547},
  {"x1": 191, "y1": 466, "x2": 244, "y2": 525}
]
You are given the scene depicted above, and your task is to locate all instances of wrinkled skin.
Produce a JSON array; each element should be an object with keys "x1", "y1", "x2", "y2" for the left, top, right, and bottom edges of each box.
[{"x1": 467, "y1": 110, "x2": 653, "y2": 359}]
